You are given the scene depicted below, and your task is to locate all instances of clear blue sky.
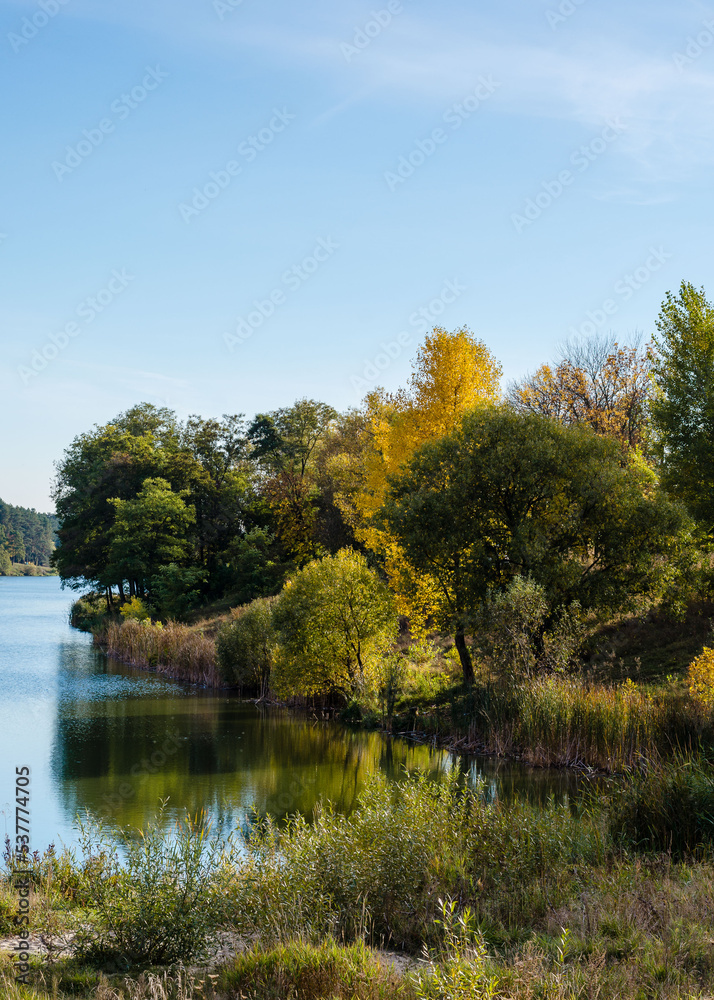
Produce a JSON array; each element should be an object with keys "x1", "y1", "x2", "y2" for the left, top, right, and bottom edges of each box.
[{"x1": 1, "y1": 0, "x2": 712, "y2": 511}]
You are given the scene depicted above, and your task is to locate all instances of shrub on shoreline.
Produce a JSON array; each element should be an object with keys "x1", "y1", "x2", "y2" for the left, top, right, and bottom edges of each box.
[{"x1": 216, "y1": 596, "x2": 278, "y2": 695}]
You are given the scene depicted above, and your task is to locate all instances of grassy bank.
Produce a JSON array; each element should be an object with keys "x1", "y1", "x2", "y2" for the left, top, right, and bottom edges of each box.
[
  {"x1": 4, "y1": 763, "x2": 714, "y2": 999},
  {"x1": 0, "y1": 563, "x2": 57, "y2": 577},
  {"x1": 78, "y1": 595, "x2": 714, "y2": 773}
]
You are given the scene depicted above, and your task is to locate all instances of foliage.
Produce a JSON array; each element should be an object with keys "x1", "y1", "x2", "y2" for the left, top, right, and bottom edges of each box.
[
  {"x1": 607, "y1": 757, "x2": 714, "y2": 857},
  {"x1": 51, "y1": 404, "x2": 268, "y2": 609},
  {"x1": 688, "y1": 646, "x2": 714, "y2": 711},
  {"x1": 108, "y1": 478, "x2": 195, "y2": 598},
  {"x1": 119, "y1": 597, "x2": 151, "y2": 622},
  {"x1": 149, "y1": 564, "x2": 208, "y2": 621},
  {"x1": 413, "y1": 899, "x2": 496, "y2": 1000},
  {"x1": 272, "y1": 549, "x2": 399, "y2": 701},
  {"x1": 380, "y1": 406, "x2": 691, "y2": 683},
  {"x1": 344, "y1": 327, "x2": 502, "y2": 630},
  {"x1": 476, "y1": 577, "x2": 550, "y2": 678},
  {"x1": 248, "y1": 398, "x2": 337, "y2": 479},
  {"x1": 74, "y1": 803, "x2": 229, "y2": 966},
  {"x1": 509, "y1": 333, "x2": 652, "y2": 451},
  {"x1": 70, "y1": 592, "x2": 109, "y2": 632},
  {"x1": 226, "y1": 772, "x2": 601, "y2": 951},
  {"x1": 216, "y1": 597, "x2": 278, "y2": 694},
  {"x1": 651, "y1": 281, "x2": 714, "y2": 529},
  {"x1": 0, "y1": 498, "x2": 57, "y2": 570}
]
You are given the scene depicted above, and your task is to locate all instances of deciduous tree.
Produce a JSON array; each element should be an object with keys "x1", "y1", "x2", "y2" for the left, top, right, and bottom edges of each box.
[
  {"x1": 509, "y1": 333, "x2": 652, "y2": 451},
  {"x1": 651, "y1": 282, "x2": 714, "y2": 530},
  {"x1": 273, "y1": 549, "x2": 398, "y2": 700},
  {"x1": 380, "y1": 406, "x2": 690, "y2": 684}
]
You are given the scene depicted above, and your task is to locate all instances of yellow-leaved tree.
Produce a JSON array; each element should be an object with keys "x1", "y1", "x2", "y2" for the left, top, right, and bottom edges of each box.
[{"x1": 340, "y1": 326, "x2": 502, "y2": 630}]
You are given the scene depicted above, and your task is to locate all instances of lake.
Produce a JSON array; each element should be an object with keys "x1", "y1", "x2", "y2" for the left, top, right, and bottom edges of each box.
[{"x1": 0, "y1": 576, "x2": 588, "y2": 852}]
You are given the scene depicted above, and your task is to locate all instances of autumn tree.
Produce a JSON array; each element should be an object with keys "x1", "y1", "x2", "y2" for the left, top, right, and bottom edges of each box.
[
  {"x1": 651, "y1": 282, "x2": 714, "y2": 530},
  {"x1": 380, "y1": 407, "x2": 690, "y2": 684},
  {"x1": 509, "y1": 334, "x2": 652, "y2": 451},
  {"x1": 343, "y1": 326, "x2": 502, "y2": 625}
]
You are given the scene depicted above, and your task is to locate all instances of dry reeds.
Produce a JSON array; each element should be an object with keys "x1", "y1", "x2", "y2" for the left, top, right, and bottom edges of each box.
[{"x1": 103, "y1": 619, "x2": 220, "y2": 687}]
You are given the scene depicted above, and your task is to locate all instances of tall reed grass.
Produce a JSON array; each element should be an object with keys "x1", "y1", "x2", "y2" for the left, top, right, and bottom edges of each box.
[
  {"x1": 102, "y1": 619, "x2": 219, "y2": 687},
  {"x1": 411, "y1": 675, "x2": 711, "y2": 771}
]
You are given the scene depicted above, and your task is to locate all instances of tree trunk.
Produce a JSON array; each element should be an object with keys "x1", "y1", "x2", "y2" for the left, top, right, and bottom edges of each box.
[{"x1": 455, "y1": 629, "x2": 475, "y2": 686}]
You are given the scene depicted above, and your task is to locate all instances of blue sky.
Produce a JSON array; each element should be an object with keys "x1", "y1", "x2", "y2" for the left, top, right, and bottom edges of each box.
[{"x1": 1, "y1": 0, "x2": 713, "y2": 511}]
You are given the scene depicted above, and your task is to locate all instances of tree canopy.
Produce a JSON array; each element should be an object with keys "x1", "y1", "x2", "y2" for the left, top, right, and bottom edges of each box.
[
  {"x1": 651, "y1": 281, "x2": 714, "y2": 532},
  {"x1": 380, "y1": 406, "x2": 690, "y2": 683}
]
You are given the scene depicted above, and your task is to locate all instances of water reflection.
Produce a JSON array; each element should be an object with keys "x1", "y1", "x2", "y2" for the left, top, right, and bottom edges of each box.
[{"x1": 0, "y1": 578, "x2": 595, "y2": 851}]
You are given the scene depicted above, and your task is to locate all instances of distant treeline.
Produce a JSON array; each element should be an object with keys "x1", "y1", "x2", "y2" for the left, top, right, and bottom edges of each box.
[{"x1": 0, "y1": 499, "x2": 58, "y2": 574}]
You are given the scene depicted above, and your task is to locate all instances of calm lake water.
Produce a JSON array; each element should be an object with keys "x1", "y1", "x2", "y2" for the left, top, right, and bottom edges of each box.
[{"x1": 0, "y1": 576, "x2": 588, "y2": 851}]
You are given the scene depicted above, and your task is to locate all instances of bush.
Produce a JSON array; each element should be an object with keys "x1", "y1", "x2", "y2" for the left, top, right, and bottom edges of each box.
[
  {"x1": 120, "y1": 597, "x2": 152, "y2": 622},
  {"x1": 74, "y1": 803, "x2": 229, "y2": 966},
  {"x1": 688, "y1": 646, "x2": 714, "y2": 711},
  {"x1": 224, "y1": 771, "x2": 601, "y2": 950},
  {"x1": 273, "y1": 549, "x2": 399, "y2": 701},
  {"x1": 70, "y1": 592, "x2": 108, "y2": 633},
  {"x1": 607, "y1": 757, "x2": 714, "y2": 857},
  {"x1": 216, "y1": 597, "x2": 278, "y2": 695},
  {"x1": 477, "y1": 576, "x2": 549, "y2": 677}
]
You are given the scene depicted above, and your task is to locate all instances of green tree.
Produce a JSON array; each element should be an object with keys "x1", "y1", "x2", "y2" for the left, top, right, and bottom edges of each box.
[
  {"x1": 651, "y1": 282, "x2": 714, "y2": 529},
  {"x1": 248, "y1": 398, "x2": 337, "y2": 479},
  {"x1": 52, "y1": 404, "x2": 179, "y2": 599},
  {"x1": 380, "y1": 406, "x2": 690, "y2": 684},
  {"x1": 273, "y1": 549, "x2": 398, "y2": 700},
  {"x1": 108, "y1": 478, "x2": 196, "y2": 598}
]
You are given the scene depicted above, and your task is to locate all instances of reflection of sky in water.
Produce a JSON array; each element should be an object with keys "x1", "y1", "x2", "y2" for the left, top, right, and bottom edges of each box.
[{"x1": 0, "y1": 577, "x2": 595, "y2": 854}]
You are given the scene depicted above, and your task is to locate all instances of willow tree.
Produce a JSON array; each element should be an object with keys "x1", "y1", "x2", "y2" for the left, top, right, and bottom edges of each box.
[
  {"x1": 272, "y1": 549, "x2": 398, "y2": 701},
  {"x1": 380, "y1": 407, "x2": 690, "y2": 684}
]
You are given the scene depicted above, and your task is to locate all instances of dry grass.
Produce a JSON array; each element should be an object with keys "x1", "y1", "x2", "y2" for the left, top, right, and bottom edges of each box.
[{"x1": 103, "y1": 620, "x2": 220, "y2": 687}]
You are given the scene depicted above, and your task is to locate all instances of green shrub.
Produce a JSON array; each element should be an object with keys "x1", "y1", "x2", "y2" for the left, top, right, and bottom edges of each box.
[
  {"x1": 74, "y1": 803, "x2": 230, "y2": 967},
  {"x1": 119, "y1": 597, "x2": 152, "y2": 622},
  {"x1": 607, "y1": 757, "x2": 714, "y2": 856},
  {"x1": 224, "y1": 772, "x2": 601, "y2": 950},
  {"x1": 70, "y1": 592, "x2": 108, "y2": 633},
  {"x1": 273, "y1": 549, "x2": 399, "y2": 701},
  {"x1": 216, "y1": 597, "x2": 278, "y2": 694}
]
